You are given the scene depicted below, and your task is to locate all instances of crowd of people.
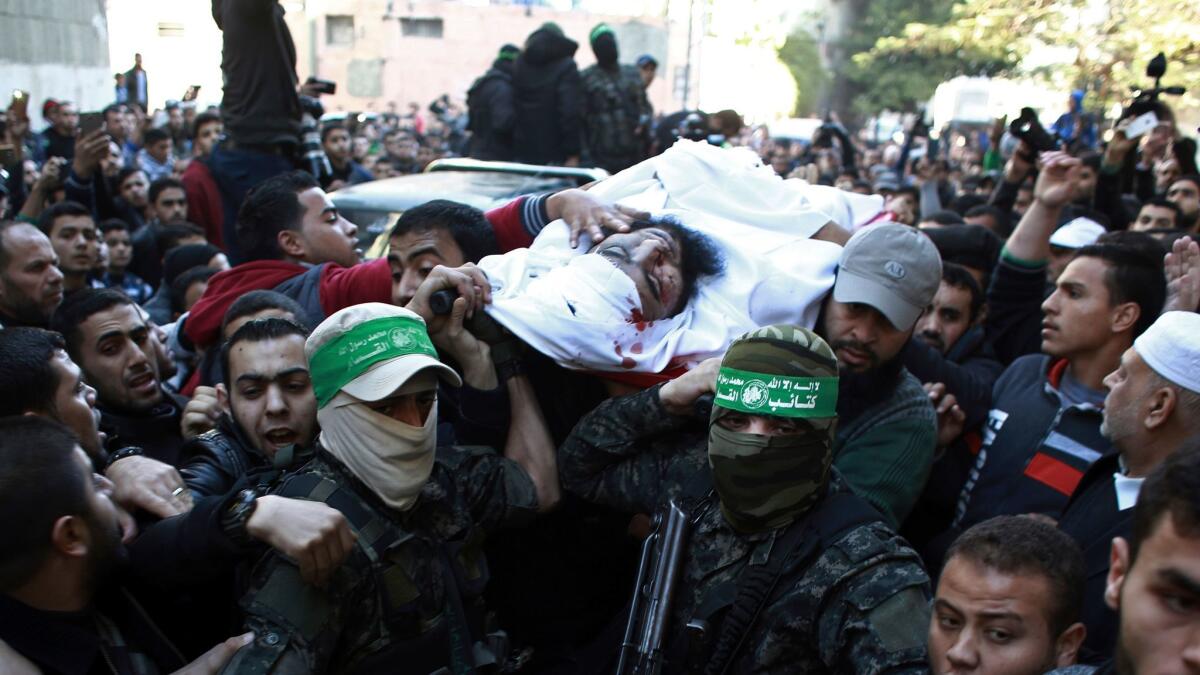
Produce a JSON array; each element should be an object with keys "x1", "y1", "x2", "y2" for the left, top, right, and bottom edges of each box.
[{"x1": 2, "y1": 3, "x2": 1200, "y2": 674}]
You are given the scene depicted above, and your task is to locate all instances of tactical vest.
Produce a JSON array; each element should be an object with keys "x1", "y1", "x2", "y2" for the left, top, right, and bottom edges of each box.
[
  {"x1": 581, "y1": 66, "x2": 640, "y2": 158},
  {"x1": 672, "y1": 489, "x2": 885, "y2": 675},
  {"x1": 251, "y1": 465, "x2": 505, "y2": 674}
]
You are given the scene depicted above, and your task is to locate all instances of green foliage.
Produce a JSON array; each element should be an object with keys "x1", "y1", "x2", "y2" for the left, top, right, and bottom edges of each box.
[
  {"x1": 854, "y1": 0, "x2": 1200, "y2": 121},
  {"x1": 778, "y1": 30, "x2": 829, "y2": 116}
]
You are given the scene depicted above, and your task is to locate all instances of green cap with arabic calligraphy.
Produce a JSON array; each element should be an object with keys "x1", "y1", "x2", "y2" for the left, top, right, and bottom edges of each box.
[
  {"x1": 713, "y1": 326, "x2": 839, "y2": 418},
  {"x1": 306, "y1": 304, "x2": 461, "y2": 409}
]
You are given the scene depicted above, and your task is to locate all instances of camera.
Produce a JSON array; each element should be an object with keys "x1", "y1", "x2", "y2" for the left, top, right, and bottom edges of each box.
[
  {"x1": 1009, "y1": 107, "x2": 1060, "y2": 154},
  {"x1": 297, "y1": 95, "x2": 332, "y2": 182},
  {"x1": 304, "y1": 77, "x2": 337, "y2": 96},
  {"x1": 1122, "y1": 52, "x2": 1186, "y2": 120}
]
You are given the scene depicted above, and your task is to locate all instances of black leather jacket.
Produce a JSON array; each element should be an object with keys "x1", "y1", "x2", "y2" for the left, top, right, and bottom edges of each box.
[{"x1": 179, "y1": 414, "x2": 310, "y2": 499}]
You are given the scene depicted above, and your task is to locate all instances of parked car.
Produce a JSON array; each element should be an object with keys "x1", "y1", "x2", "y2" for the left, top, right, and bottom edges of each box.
[{"x1": 330, "y1": 158, "x2": 609, "y2": 257}]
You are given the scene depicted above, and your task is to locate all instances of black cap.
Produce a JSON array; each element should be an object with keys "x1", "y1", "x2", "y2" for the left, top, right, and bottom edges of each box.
[{"x1": 923, "y1": 224, "x2": 1002, "y2": 276}]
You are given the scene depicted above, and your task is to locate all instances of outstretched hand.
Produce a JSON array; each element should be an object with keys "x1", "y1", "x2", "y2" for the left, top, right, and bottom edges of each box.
[
  {"x1": 1163, "y1": 237, "x2": 1200, "y2": 314},
  {"x1": 172, "y1": 633, "x2": 255, "y2": 675},
  {"x1": 658, "y1": 358, "x2": 722, "y2": 416},
  {"x1": 924, "y1": 382, "x2": 966, "y2": 449},
  {"x1": 1032, "y1": 151, "x2": 1082, "y2": 210},
  {"x1": 106, "y1": 455, "x2": 193, "y2": 519},
  {"x1": 548, "y1": 188, "x2": 650, "y2": 247}
]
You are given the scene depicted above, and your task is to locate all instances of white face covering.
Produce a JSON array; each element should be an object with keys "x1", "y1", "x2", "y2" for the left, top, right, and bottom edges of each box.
[{"x1": 317, "y1": 373, "x2": 438, "y2": 512}]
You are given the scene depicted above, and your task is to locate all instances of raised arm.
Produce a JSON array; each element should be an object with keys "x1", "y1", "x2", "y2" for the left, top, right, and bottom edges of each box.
[
  {"x1": 504, "y1": 372, "x2": 560, "y2": 511},
  {"x1": 1004, "y1": 151, "x2": 1081, "y2": 264}
]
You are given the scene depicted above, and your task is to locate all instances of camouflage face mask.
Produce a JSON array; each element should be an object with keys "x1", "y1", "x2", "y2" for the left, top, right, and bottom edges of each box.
[{"x1": 706, "y1": 325, "x2": 839, "y2": 534}]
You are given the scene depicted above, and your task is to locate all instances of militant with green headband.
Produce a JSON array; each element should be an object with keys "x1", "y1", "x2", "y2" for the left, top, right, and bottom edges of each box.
[
  {"x1": 589, "y1": 23, "x2": 615, "y2": 43},
  {"x1": 309, "y1": 315, "x2": 440, "y2": 408},
  {"x1": 707, "y1": 325, "x2": 840, "y2": 533}
]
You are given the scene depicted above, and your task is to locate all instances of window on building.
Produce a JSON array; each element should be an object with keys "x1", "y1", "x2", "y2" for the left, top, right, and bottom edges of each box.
[
  {"x1": 326, "y1": 15, "x2": 355, "y2": 46},
  {"x1": 400, "y1": 17, "x2": 444, "y2": 38}
]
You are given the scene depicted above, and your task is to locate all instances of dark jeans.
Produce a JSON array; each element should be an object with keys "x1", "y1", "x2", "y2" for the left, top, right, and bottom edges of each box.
[{"x1": 207, "y1": 143, "x2": 295, "y2": 264}]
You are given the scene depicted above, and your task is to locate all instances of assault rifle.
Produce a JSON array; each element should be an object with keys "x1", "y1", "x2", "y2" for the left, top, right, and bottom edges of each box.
[{"x1": 615, "y1": 500, "x2": 691, "y2": 675}]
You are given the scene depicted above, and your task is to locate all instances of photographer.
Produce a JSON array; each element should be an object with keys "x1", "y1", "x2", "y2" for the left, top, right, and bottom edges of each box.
[{"x1": 210, "y1": 0, "x2": 323, "y2": 263}]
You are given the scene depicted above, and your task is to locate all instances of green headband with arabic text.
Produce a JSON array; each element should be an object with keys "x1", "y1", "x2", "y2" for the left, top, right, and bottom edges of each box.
[
  {"x1": 714, "y1": 366, "x2": 838, "y2": 418},
  {"x1": 309, "y1": 316, "x2": 439, "y2": 408}
]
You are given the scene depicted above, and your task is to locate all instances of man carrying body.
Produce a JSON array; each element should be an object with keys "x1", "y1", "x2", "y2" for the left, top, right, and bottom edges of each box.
[
  {"x1": 561, "y1": 326, "x2": 931, "y2": 673},
  {"x1": 929, "y1": 515, "x2": 1087, "y2": 675},
  {"x1": 223, "y1": 300, "x2": 559, "y2": 672},
  {"x1": 816, "y1": 224, "x2": 941, "y2": 527}
]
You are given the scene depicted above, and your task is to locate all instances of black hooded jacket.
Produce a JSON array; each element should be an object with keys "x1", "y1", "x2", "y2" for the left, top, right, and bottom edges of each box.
[
  {"x1": 513, "y1": 28, "x2": 582, "y2": 165},
  {"x1": 467, "y1": 59, "x2": 517, "y2": 161}
]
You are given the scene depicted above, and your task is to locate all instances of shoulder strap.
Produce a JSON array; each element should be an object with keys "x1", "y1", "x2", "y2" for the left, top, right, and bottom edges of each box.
[
  {"x1": 704, "y1": 491, "x2": 883, "y2": 675},
  {"x1": 277, "y1": 473, "x2": 398, "y2": 561}
]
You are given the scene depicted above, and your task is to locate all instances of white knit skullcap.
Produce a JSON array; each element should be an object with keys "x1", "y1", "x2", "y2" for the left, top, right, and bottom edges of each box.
[{"x1": 1133, "y1": 311, "x2": 1200, "y2": 394}]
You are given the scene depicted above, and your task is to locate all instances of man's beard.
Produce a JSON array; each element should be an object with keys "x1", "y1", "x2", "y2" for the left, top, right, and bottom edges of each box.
[
  {"x1": 0, "y1": 275, "x2": 53, "y2": 325},
  {"x1": 834, "y1": 344, "x2": 905, "y2": 421},
  {"x1": 918, "y1": 330, "x2": 946, "y2": 353},
  {"x1": 82, "y1": 508, "x2": 127, "y2": 596}
]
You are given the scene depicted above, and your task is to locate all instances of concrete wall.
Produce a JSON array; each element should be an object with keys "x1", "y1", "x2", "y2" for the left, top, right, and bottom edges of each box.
[
  {"x1": 289, "y1": 1, "x2": 679, "y2": 115},
  {"x1": 105, "y1": 0, "x2": 226, "y2": 112},
  {"x1": 1, "y1": 0, "x2": 113, "y2": 126}
]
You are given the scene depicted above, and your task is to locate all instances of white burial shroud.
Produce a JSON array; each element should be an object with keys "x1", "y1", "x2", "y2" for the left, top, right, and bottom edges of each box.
[{"x1": 476, "y1": 139, "x2": 884, "y2": 374}]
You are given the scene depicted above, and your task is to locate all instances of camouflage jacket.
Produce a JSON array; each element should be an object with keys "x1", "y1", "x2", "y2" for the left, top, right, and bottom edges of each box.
[
  {"x1": 221, "y1": 445, "x2": 538, "y2": 674},
  {"x1": 560, "y1": 385, "x2": 933, "y2": 674},
  {"x1": 579, "y1": 63, "x2": 650, "y2": 169}
]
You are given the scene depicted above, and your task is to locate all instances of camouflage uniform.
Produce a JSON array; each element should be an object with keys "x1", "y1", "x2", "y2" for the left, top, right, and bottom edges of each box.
[
  {"x1": 560, "y1": 384, "x2": 933, "y2": 674},
  {"x1": 579, "y1": 64, "x2": 651, "y2": 174},
  {"x1": 222, "y1": 444, "x2": 538, "y2": 674}
]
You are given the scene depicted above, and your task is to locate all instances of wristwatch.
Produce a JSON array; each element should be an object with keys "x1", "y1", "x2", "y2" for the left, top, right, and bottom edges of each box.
[
  {"x1": 220, "y1": 488, "x2": 261, "y2": 546},
  {"x1": 101, "y1": 446, "x2": 145, "y2": 472}
]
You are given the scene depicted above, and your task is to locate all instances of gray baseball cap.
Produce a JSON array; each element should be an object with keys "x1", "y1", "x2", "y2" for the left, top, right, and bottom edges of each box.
[{"x1": 833, "y1": 224, "x2": 942, "y2": 331}]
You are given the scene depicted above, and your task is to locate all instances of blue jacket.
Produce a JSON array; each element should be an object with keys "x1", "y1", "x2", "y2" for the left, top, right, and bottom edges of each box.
[{"x1": 953, "y1": 354, "x2": 1111, "y2": 529}]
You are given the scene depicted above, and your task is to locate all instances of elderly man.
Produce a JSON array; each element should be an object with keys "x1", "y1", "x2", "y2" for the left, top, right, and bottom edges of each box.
[
  {"x1": 224, "y1": 300, "x2": 559, "y2": 672},
  {"x1": 561, "y1": 326, "x2": 931, "y2": 673},
  {"x1": 1058, "y1": 311, "x2": 1200, "y2": 659}
]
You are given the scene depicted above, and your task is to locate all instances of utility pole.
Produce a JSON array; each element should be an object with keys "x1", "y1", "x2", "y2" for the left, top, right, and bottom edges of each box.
[{"x1": 682, "y1": 0, "x2": 695, "y2": 110}]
